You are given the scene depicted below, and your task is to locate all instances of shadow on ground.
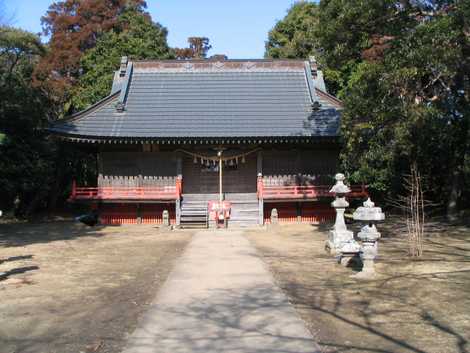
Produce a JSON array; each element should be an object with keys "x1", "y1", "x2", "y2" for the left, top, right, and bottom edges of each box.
[
  {"x1": 126, "y1": 284, "x2": 318, "y2": 353},
  {"x1": 0, "y1": 221, "x2": 139, "y2": 247},
  {"x1": 246, "y1": 221, "x2": 470, "y2": 353}
]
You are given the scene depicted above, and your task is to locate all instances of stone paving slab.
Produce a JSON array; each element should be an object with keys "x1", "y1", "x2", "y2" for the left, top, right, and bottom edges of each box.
[{"x1": 122, "y1": 230, "x2": 320, "y2": 353}]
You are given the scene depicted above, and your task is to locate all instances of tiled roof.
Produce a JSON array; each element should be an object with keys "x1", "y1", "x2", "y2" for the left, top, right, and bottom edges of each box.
[{"x1": 49, "y1": 59, "x2": 341, "y2": 140}]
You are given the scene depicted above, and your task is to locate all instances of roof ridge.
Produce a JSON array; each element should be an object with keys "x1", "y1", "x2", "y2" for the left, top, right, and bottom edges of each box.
[
  {"x1": 49, "y1": 91, "x2": 120, "y2": 126},
  {"x1": 132, "y1": 58, "x2": 307, "y2": 63},
  {"x1": 315, "y1": 88, "x2": 343, "y2": 108}
]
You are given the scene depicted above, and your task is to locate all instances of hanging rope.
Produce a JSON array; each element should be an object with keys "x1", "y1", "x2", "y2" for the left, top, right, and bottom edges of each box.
[{"x1": 176, "y1": 147, "x2": 261, "y2": 164}]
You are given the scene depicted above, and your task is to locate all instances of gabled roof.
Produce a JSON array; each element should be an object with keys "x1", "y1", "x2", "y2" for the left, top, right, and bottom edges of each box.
[{"x1": 49, "y1": 59, "x2": 342, "y2": 143}]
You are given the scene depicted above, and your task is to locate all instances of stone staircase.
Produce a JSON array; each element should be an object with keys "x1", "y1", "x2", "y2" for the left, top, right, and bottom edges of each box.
[
  {"x1": 180, "y1": 193, "x2": 259, "y2": 228},
  {"x1": 226, "y1": 193, "x2": 259, "y2": 227},
  {"x1": 179, "y1": 195, "x2": 209, "y2": 229}
]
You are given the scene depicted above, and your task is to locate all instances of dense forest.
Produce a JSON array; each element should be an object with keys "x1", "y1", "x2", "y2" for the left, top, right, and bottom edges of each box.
[
  {"x1": 266, "y1": 0, "x2": 469, "y2": 218},
  {"x1": 0, "y1": 0, "x2": 469, "y2": 219}
]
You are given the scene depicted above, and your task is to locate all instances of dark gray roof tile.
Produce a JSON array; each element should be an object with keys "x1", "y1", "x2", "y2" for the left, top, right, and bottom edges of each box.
[{"x1": 50, "y1": 60, "x2": 341, "y2": 139}]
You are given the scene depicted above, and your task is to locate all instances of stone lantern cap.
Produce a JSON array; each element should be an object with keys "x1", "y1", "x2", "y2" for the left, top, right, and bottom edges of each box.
[
  {"x1": 329, "y1": 173, "x2": 351, "y2": 194},
  {"x1": 353, "y1": 198, "x2": 385, "y2": 222}
]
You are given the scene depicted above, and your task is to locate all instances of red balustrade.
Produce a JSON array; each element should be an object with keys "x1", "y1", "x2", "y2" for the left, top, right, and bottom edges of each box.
[
  {"x1": 259, "y1": 183, "x2": 368, "y2": 200},
  {"x1": 70, "y1": 182, "x2": 179, "y2": 201}
]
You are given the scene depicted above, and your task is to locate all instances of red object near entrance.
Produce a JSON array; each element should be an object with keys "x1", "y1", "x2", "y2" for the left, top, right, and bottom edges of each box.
[{"x1": 208, "y1": 201, "x2": 232, "y2": 228}]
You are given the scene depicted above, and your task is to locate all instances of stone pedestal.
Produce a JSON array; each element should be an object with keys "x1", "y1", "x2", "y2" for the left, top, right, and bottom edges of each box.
[
  {"x1": 161, "y1": 210, "x2": 171, "y2": 230},
  {"x1": 326, "y1": 174, "x2": 360, "y2": 256},
  {"x1": 270, "y1": 208, "x2": 279, "y2": 226}
]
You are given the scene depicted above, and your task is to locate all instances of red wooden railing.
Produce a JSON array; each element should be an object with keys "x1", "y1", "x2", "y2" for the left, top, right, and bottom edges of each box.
[
  {"x1": 70, "y1": 181, "x2": 179, "y2": 201},
  {"x1": 259, "y1": 183, "x2": 368, "y2": 200}
]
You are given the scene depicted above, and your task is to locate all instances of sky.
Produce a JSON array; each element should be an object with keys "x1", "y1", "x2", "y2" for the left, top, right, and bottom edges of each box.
[{"x1": 3, "y1": 0, "x2": 301, "y2": 58}]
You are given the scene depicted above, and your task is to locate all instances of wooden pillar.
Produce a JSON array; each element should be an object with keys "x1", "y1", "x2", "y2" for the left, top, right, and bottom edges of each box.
[
  {"x1": 97, "y1": 153, "x2": 103, "y2": 187},
  {"x1": 257, "y1": 150, "x2": 264, "y2": 226},
  {"x1": 176, "y1": 153, "x2": 183, "y2": 226},
  {"x1": 218, "y1": 151, "x2": 223, "y2": 203}
]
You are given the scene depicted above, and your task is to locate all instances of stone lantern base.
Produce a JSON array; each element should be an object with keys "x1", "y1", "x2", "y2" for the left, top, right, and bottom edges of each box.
[{"x1": 326, "y1": 229, "x2": 354, "y2": 255}]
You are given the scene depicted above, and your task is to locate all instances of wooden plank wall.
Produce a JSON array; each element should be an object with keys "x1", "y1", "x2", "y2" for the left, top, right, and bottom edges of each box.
[
  {"x1": 97, "y1": 147, "x2": 338, "y2": 189},
  {"x1": 262, "y1": 149, "x2": 338, "y2": 186},
  {"x1": 98, "y1": 152, "x2": 177, "y2": 187},
  {"x1": 182, "y1": 152, "x2": 257, "y2": 194}
]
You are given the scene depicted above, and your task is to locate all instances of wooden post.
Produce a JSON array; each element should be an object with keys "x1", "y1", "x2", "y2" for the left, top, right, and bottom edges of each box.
[
  {"x1": 71, "y1": 180, "x2": 77, "y2": 199},
  {"x1": 257, "y1": 150, "x2": 264, "y2": 226},
  {"x1": 218, "y1": 150, "x2": 223, "y2": 203},
  {"x1": 176, "y1": 154, "x2": 182, "y2": 226}
]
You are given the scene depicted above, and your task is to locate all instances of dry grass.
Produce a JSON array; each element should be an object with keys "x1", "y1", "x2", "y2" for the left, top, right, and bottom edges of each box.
[
  {"x1": 0, "y1": 221, "x2": 194, "y2": 353},
  {"x1": 245, "y1": 219, "x2": 470, "y2": 353}
]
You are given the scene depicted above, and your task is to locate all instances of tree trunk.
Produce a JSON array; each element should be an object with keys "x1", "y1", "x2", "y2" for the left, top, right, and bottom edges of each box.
[
  {"x1": 446, "y1": 115, "x2": 469, "y2": 221},
  {"x1": 446, "y1": 169, "x2": 460, "y2": 222},
  {"x1": 47, "y1": 144, "x2": 66, "y2": 216}
]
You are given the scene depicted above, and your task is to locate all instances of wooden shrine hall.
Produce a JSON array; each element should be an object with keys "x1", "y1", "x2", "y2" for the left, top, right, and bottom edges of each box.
[{"x1": 49, "y1": 57, "x2": 367, "y2": 227}]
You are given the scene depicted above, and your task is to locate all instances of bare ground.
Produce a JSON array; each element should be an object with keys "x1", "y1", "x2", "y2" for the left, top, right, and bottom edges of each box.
[
  {"x1": 245, "y1": 220, "x2": 470, "y2": 353},
  {"x1": 0, "y1": 222, "x2": 194, "y2": 353}
]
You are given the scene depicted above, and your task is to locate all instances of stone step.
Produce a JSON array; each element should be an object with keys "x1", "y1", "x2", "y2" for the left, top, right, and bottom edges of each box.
[
  {"x1": 230, "y1": 214, "x2": 259, "y2": 219},
  {"x1": 181, "y1": 209, "x2": 207, "y2": 213},
  {"x1": 179, "y1": 223, "x2": 208, "y2": 229},
  {"x1": 181, "y1": 218, "x2": 208, "y2": 223},
  {"x1": 231, "y1": 208, "x2": 259, "y2": 213},
  {"x1": 229, "y1": 201, "x2": 258, "y2": 206}
]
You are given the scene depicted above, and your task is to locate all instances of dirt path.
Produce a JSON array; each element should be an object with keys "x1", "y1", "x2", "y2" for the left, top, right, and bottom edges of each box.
[
  {"x1": 123, "y1": 230, "x2": 320, "y2": 353},
  {"x1": 245, "y1": 221, "x2": 470, "y2": 353},
  {"x1": 0, "y1": 222, "x2": 194, "y2": 353}
]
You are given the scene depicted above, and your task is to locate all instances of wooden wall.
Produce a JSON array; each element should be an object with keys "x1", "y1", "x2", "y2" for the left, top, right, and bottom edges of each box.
[
  {"x1": 97, "y1": 145, "x2": 339, "y2": 189},
  {"x1": 262, "y1": 148, "x2": 339, "y2": 186},
  {"x1": 98, "y1": 152, "x2": 177, "y2": 187},
  {"x1": 182, "y1": 153, "x2": 257, "y2": 194}
]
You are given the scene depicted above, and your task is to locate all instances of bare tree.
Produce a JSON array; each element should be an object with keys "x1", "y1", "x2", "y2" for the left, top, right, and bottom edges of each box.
[
  {"x1": 404, "y1": 163, "x2": 425, "y2": 257},
  {"x1": 388, "y1": 163, "x2": 426, "y2": 257}
]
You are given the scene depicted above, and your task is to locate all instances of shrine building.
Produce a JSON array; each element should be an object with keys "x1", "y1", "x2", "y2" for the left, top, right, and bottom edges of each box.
[{"x1": 49, "y1": 57, "x2": 367, "y2": 227}]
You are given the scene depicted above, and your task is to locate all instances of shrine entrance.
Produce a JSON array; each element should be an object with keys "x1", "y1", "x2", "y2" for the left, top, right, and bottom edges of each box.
[{"x1": 181, "y1": 150, "x2": 257, "y2": 195}]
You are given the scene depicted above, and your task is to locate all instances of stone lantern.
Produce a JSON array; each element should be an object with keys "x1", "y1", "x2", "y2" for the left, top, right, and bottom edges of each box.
[
  {"x1": 353, "y1": 198, "x2": 385, "y2": 278},
  {"x1": 327, "y1": 174, "x2": 360, "y2": 260}
]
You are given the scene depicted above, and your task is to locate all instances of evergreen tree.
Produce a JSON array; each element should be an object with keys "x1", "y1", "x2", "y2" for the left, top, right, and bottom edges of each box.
[
  {"x1": 265, "y1": 1, "x2": 320, "y2": 60},
  {"x1": 0, "y1": 27, "x2": 55, "y2": 214},
  {"x1": 72, "y1": 9, "x2": 172, "y2": 111},
  {"x1": 265, "y1": 0, "x2": 470, "y2": 214}
]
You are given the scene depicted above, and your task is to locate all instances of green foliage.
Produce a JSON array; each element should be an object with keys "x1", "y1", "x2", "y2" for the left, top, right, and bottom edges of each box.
[
  {"x1": 0, "y1": 7, "x2": 173, "y2": 216},
  {"x1": 265, "y1": 1, "x2": 320, "y2": 59},
  {"x1": 266, "y1": 1, "x2": 470, "y2": 212},
  {"x1": 0, "y1": 27, "x2": 56, "y2": 213},
  {"x1": 36, "y1": 0, "x2": 148, "y2": 105},
  {"x1": 72, "y1": 9, "x2": 172, "y2": 111}
]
